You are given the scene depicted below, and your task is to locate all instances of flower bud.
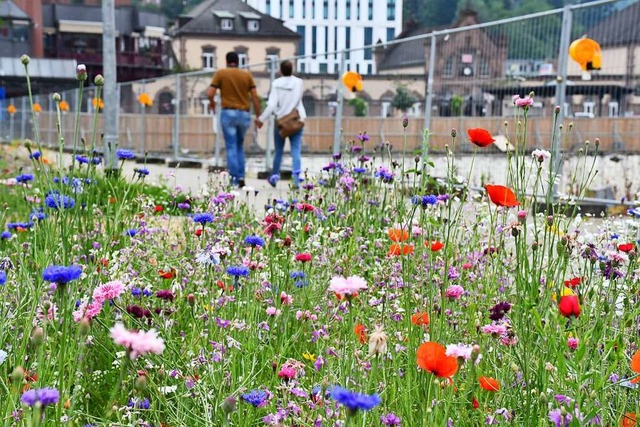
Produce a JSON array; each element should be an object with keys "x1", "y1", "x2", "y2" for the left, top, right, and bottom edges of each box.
[
  {"x1": 554, "y1": 105, "x2": 561, "y2": 114},
  {"x1": 546, "y1": 215, "x2": 554, "y2": 226},
  {"x1": 24, "y1": 139, "x2": 33, "y2": 149},
  {"x1": 31, "y1": 327, "x2": 45, "y2": 347},
  {"x1": 20, "y1": 54, "x2": 30, "y2": 65},
  {"x1": 450, "y1": 129, "x2": 457, "y2": 138},
  {"x1": 11, "y1": 366, "x2": 25, "y2": 382},
  {"x1": 135, "y1": 375, "x2": 148, "y2": 391},
  {"x1": 79, "y1": 317, "x2": 90, "y2": 336},
  {"x1": 77, "y1": 64, "x2": 87, "y2": 81},
  {"x1": 414, "y1": 155, "x2": 420, "y2": 164},
  {"x1": 94, "y1": 74, "x2": 104, "y2": 86},
  {"x1": 222, "y1": 395, "x2": 237, "y2": 414},
  {"x1": 594, "y1": 138, "x2": 600, "y2": 148},
  {"x1": 402, "y1": 116, "x2": 408, "y2": 128}
]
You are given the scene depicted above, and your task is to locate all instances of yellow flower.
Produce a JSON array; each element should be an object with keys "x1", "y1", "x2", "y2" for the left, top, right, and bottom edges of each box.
[
  {"x1": 551, "y1": 286, "x2": 575, "y2": 302},
  {"x1": 546, "y1": 225, "x2": 564, "y2": 237},
  {"x1": 59, "y1": 100, "x2": 70, "y2": 112},
  {"x1": 33, "y1": 103, "x2": 42, "y2": 114},
  {"x1": 92, "y1": 98, "x2": 104, "y2": 110},
  {"x1": 302, "y1": 352, "x2": 316, "y2": 362},
  {"x1": 138, "y1": 92, "x2": 153, "y2": 107}
]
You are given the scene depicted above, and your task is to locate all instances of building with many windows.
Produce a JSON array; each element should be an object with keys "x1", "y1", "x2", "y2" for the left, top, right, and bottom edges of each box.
[{"x1": 245, "y1": 0, "x2": 403, "y2": 74}]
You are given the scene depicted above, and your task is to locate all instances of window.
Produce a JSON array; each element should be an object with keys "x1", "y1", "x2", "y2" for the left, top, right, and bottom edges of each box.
[
  {"x1": 386, "y1": 27, "x2": 394, "y2": 42},
  {"x1": 296, "y1": 26, "x2": 305, "y2": 55},
  {"x1": 364, "y1": 27, "x2": 372, "y2": 60},
  {"x1": 312, "y1": 0, "x2": 315, "y2": 18},
  {"x1": 368, "y1": 0, "x2": 373, "y2": 19},
  {"x1": 221, "y1": 19, "x2": 233, "y2": 30},
  {"x1": 202, "y1": 46, "x2": 215, "y2": 70},
  {"x1": 324, "y1": 26, "x2": 329, "y2": 58},
  {"x1": 237, "y1": 53, "x2": 248, "y2": 67},
  {"x1": 312, "y1": 26, "x2": 317, "y2": 57},
  {"x1": 247, "y1": 20, "x2": 259, "y2": 31},
  {"x1": 334, "y1": 26, "x2": 338, "y2": 58},
  {"x1": 479, "y1": 58, "x2": 490, "y2": 77},
  {"x1": 334, "y1": 0, "x2": 338, "y2": 19},
  {"x1": 302, "y1": 0, "x2": 306, "y2": 18},
  {"x1": 289, "y1": 0, "x2": 294, "y2": 17},
  {"x1": 266, "y1": 47, "x2": 280, "y2": 70},
  {"x1": 345, "y1": 27, "x2": 351, "y2": 59},
  {"x1": 299, "y1": 62, "x2": 306, "y2": 73},
  {"x1": 357, "y1": 0, "x2": 360, "y2": 19},
  {"x1": 367, "y1": 64, "x2": 372, "y2": 74},
  {"x1": 444, "y1": 55, "x2": 455, "y2": 77},
  {"x1": 346, "y1": 0, "x2": 351, "y2": 18},
  {"x1": 319, "y1": 63, "x2": 328, "y2": 73},
  {"x1": 266, "y1": 0, "x2": 271, "y2": 13},
  {"x1": 323, "y1": 0, "x2": 328, "y2": 19},
  {"x1": 279, "y1": 0, "x2": 283, "y2": 18},
  {"x1": 386, "y1": 0, "x2": 394, "y2": 20}
]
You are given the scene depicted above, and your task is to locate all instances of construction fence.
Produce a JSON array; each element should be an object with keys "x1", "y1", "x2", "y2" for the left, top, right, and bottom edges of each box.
[{"x1": 1, "y1": 0, "x2": 639, "y2": 168}]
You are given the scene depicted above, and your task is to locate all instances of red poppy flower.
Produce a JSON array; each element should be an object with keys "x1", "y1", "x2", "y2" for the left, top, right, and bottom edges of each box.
[
  {"x1": 564, "y1": 277, "x2": 582, "y2": 288},
  {"x1": 619, "y1": 243, "x2": 635, "y2": 253},
  {"x1": 622, "y1": 412, "x2": 637, "y2": 427},
  {"x1": 411, "y1": 312, "x2": 430, "y2": 326},
  {"x1": 558, "y1": 295, "x2": 580, "y2": 318},
  {"x1": 295, "y1": 253, "x2": 312, "y2": 263},
  {"x1": 297, "y1": 203, "x2": 316, "y2": 212},
  {"x1": 388, "y1": 228, "x2": 409, "y2": 242},
  {"x1": 354, "y1": 323, "x2": 367, "y2": 344},
  {"x1": 195, "y1": 229, "x2": 203, "y2": 237},
  {"x1": 485, "y1": 185, "x2": 520, "y2": 208},
  {"x1": 416, "y1": 342, "x2": 458, "y2": 378},
  {"x1": 472, "y1": 396, "x2": 479, "y2": 409},
  {"x1": 427, "y1": 240, "x2": 444, "y2": 251},
  {"x1": 109, "y1": 197, "x2": 117, "y2": 204},
  {"x1": 158, "y1": 268, "x2": 176, "y2": 279},
  {"x1": 388, "y1": 244, "x2": 414, "y2": 256},
  {"x1": 154, "y1": 205, "x2": 164, "y2": 213},
  {"x1": 630, "y1": 350, "x2": 640, "y2": 384},
  {"x1": 467, "y1": 128, "x2": 495, "y2": 147},
  {"x1": 478, "y1": 376, "x2": 500, "y2": 391}
]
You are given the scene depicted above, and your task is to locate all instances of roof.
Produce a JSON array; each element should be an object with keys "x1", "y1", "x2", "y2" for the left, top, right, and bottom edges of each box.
[
  {"x1": 376, "y1": 26, "x2": 433, "y2": 71},
  {"x1": 588, "y1": 1, "x2": 640, "y2": 46},
  {"x1": 0, "y1": 1, "x2": 30, "y2": 20},
  {"x1": 174, "y1": 0, "x2": 299, "y2": 39},
  {"x1": 0, "y1": 57, "x2": 77, "y2": 79},
  {"x1": 42, "y1": 5, "x2": 166, "y2": 35}
]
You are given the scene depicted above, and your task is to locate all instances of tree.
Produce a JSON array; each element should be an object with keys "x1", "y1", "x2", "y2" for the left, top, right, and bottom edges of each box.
[
  {"x1": 161, "y1": 0, "x2": 204, "y2": 22},
  {"x1": 348, "y1": 97, "x2": 368, "y2": 117},
  {"x1": 391, "y1": 86, "x2": 417, "y2": 113}
]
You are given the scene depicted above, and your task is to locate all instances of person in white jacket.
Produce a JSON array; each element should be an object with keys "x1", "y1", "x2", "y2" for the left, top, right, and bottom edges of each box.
[{"x1": 255, "y1": 60, "x2": 306, "y2": 188}]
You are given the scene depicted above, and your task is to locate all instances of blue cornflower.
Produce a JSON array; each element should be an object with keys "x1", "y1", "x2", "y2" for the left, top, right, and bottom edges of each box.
[
  {"x1": 290, "y1": 271, "x2": 306, "y2": 279},
  {"x1": 294, "y1": 280, "x2": 309, "y2": 288},
  {"x1": 193, "y1": 212, "x2": 214, "y2": 225},
  {"x1": 226, "y1": 266, "x2": 249, "y2": 277},
  {"x1": 353, "y1": 167, "x2": 366, "y2": 174},
  {"x1": 30, "y1": 151, "x2": 41, "y2": 160},
  {"x1": 0, "y1": 271, "x2": 6, "y2": 286},
  {"x1": 318, "y1": 179, "x2": 328, "y2": 186},
  {"x1": 75, "y1": 155, "x2": 89, "y2": 164},
  {"x1": 374, "y1": 167, "x2": 394, "y2": 183},
  {"x1": 7, "y1": 222, "x2": 34, "y2": 230},
  {"x1": 16, "y1": 174, "x2": 34, "y2": 183},
  {"x1": 131, "y1": 287, "x2": 142, "y2": 297},
  {"x1": 330, "y1": 386, "x2": 381, "y2": 413},
  {"x1": 127, "y1": 398, "x2": 150, "y2": 409},
  {"x1": 422, "y1": 195, "x2": 438, "y2": 206},
  {"x1": 21, "y1": 387, "x2": 60, "y2": 407},
  {"x1": 91, "y1": 156, "x2": 102, "y2": 165},
  {"x1": 125, "y1": 229, "x2": 138, "y2": 237},
  {"x1": 134, "y1": 167, "x2": 150, "y2": 177},
  {"x1": 1, "y1": 231, "x2": 11, "y2": 239},
  {"x1": 42, "y1": 265, "x2": 82, "y2": 284},
  {"x1": 117, "y1": 149, "x2": 135, "y2": 160},
  {"x1": 45, "y1": 192, "x2": 75, "y2": 209},
  {"x1": 30, "y1": 209, "x2": 46, "y2": 221},
  {"x1": 242, "y1": 390, "x2": 268, "y2": 407},
  {"x1": 142, "y1": 289, "x2": 153, "y2": 297},
  {"x1": 245, "y1": 235, "x2": 265, "y2": 247}
]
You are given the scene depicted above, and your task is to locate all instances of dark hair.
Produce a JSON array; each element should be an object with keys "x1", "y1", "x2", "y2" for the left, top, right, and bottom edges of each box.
[
  {"x1": 226, "y1": 52, "x2": 239, "y2": 65},
  {"x1": 280, "y1": 60, "x2": 293, "y2": 76}
]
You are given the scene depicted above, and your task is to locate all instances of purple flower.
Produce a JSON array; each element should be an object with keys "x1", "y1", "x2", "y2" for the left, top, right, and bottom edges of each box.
[
  {"x1": 21, "y1": 387, "x2": 60, "y2": 406},
  {"x1": 242, "y1": 389, "x2": 268, "y2": 407},
  {"x1": 330, "y1": 386, "x2": 381, "y2": 413},
  {"x1": 116, "y1": 149, "x2": 135, "y2": 160},
  {"x1": 42, "y1": 265, "x2": 82, "y2": 284},
  {"x1": 381, "y1": 413, "x2": 401, "y2": 426},
  {"x1": 193, "y1": 212, "x2": 214, "y2": 224}
]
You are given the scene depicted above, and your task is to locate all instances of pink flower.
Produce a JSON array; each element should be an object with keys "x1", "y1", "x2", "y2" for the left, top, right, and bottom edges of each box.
[
  {"x1": 278, "y1": 366, "x2": 297, "y2": 380},
  {"x1": 328, "y1": 275, "x2": 368, "y2": 296},
  {"x1": 266, "y1": 306, "x2": 281, "y2": 316},
  {"x1": 514, "y1": 96, "x2": 534, "y2": 108},
  {"x1": 567, "y1": 337, "x2": 579, "y2": 350},
  {"x1": 73, "y1": 301, "x2": 103, "y2": 322},
  {"x1": 92, "y1": 280, "x2": 125, "y2": 304},
  {"x1": 481, "y1": 323, "x2": 508, "y2": 336},
  {"x1": 280, "y1": 292, "x2": 293, "y2": 305},
  {"x1": 445, "y1": 285, "x2": 465, "y2": 300},
  {"x1": 445, "y1": 343, "x2": 474, "y2": 361},
  {"x1": 110, "y1": 323, "x2": 165, "y2": 359}
]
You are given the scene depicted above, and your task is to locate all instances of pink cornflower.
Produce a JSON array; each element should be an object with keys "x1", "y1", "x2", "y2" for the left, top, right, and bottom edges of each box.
[
  {"x1": 445, "y1": 285, "x2": 465, "y2": 300},
  {"x1": 93, "y1": 280, "x2": 125, "y2": 304},
  {"x1": 514, "y1": 96, "x2": 534, "y2": 108},
  {"x1": 278, "y1": 366, "x2": 297, "y2": 380},
  {"x1": 266, "y1": 307, "x2": 281, "y2": 316},
  {"x1": 295, "y1": 253, "x2": 312, "y2": 263},
  {"x1": 567, "y1": 337, "x2": 579, "y2": 350},
  {"x1": 481, "y1": 323, "x2": 508, "y2": 337},
  {"x1": 73, "y1": 301, "x2": 103, "y2": 322},
  {"x1": 110, "y1": 323, "x2": 165, "y2": 359},
  {"x1": 445, "y1": 343, "x2": 474, "y2": 361},
  {"x1": 328, "y1": 275, "x2": 368, "y2": 296},
  {"x1": 280, "y1": 292, "x2": 293, "y2": 305}
]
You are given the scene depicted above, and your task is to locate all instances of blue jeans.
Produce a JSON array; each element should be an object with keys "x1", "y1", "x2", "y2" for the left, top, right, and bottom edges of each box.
[
  {"x1": 220, "y1": 109, "x2": 251, "y2": 184},
  {"x1": 273, "y1": 127, "x2": 302, "y2": 185}
]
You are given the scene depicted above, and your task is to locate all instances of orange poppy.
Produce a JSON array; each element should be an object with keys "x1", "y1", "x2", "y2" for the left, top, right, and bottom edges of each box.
[
  {"x1": 411, "y1": 312, "x2": 430, "y2": 326},
  {"x1": 7, "y1": 105, "x2": 16, "y2": 115},
  {"x1": 478, "y1": 376, "x2": 500, "y2": 391},
  {"x1": 388, "y1": 243, "x2": 414, "y2": 256},
  {"x1": 426, "y1": 240, "x2": 444, "y2": 251},
  {"x1": 485, "y1": 185, "x2": 520, "y2": 208},
  {"x1": 631, "y1": 350, "x2": 640, "y2": 384},
  {"x1": 388, "y1": 228, "x2": 409, "y2": 242},
  {"x1": 467, "y1": 128, "x2": 495, "y2": 147},
  {"x1": 622, "y1": 412, "x2": 637, "y2": 427},
  {"x1": 354, "y1": 324, "x2": 367, "y2": 344},
  {"x1": 92, "y1": 98, "x2": 104, "y2": 110},
  {"x1": 33, "y1": 103, "x2": 42, "y2": 114},
  {"x1": 59, "y1": 100, "x2": 70, "y2": 112},
  {"x1": 558, "y1": 295, "x2": 580, "y2": 318},
  {"x1": 416, "y1": 342, "x2": 458, "y2": 378}
]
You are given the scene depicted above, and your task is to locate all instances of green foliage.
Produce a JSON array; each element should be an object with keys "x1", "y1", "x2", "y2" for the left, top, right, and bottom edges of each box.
[
  {"x1": 348, "y1": 97, "x2": 369, "y2": 117},
  {"x1": 391, "y1": 86, "x2": 417, "y2": 113},
  {"x1": 160, "y1": 0, "x2": 205, "y2": 22},
  {"x1": 450, "y1": 95, "x2": 464, "y2": 116}
]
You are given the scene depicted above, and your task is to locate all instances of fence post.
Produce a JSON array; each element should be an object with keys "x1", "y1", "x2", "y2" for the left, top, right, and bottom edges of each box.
[
  {"x1": 423, "y1": 34, "x2": 437, "y2": 160},
  {"x1": 552, "y1": 5, "x2": 573, "y2": 200},
  {"x1": 214, "y1": 92, "x2": 222, "y2": 167},
  {"x1": 173, "y1": 73, "x2": 181, "y2": 159},
  {"x1": 21, "y1": 96, "x2": 27, "y2": 140},
  {"x1": 265, "y1": 57, "x2": 277, "y2": 172},
  {"x1": 332, "y1": 50, "x2": 346, "y2": 155}
]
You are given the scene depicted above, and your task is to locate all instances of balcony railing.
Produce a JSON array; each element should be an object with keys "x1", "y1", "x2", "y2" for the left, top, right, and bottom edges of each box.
[{"x1": 45, "y1": 50, "x2": 164, "y2": 68}]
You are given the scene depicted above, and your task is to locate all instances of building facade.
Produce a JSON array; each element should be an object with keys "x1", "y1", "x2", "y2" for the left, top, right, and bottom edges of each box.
[{"x1": 245, "y1": 0, "x2": 403, "y2": 74}]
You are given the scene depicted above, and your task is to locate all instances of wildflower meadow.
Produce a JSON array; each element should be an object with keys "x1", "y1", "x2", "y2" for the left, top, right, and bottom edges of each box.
[{"x1": 3, "y1": 57, "x2": 640, "y2": 427}]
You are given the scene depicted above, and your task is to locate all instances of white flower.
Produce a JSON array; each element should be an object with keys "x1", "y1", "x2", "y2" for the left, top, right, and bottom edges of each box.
[
  {"x1": 158, "y1": 385, "x2": 178, "y2": 395},
  {"x1": 531, "y1": 149, "x2": 551, "y2": 163},
  {"x1": 0, "y1": 349, "x2": 7, "y2": 365}
]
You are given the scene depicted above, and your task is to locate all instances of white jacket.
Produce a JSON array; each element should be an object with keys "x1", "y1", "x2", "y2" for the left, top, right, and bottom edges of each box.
[{"x1": 258, "y1": 76, "x2": 306, "y2": 123}]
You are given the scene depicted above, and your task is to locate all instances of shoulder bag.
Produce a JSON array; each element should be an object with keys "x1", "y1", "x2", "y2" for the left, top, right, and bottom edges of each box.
[{"x1": 276, "y1": 109, "x2": 304, "y2": 139}]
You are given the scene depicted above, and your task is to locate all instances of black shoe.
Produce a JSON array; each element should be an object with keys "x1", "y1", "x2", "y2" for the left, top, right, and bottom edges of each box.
[{"x1": 238, "y1": 179, "x2": 246, "y2": 188}]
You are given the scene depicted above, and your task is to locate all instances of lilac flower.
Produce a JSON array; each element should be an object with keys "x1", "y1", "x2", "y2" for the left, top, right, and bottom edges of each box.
[{"x1": 381, "y1": 413, "x2": 401, "y2": 426}]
